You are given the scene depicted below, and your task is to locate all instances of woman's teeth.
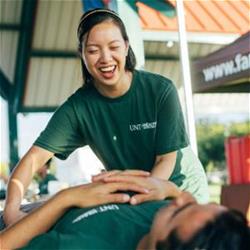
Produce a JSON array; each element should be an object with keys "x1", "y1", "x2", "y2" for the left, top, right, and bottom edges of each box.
[{"x1": 100, "y1": 66, "x2": 116, "y2": 72}]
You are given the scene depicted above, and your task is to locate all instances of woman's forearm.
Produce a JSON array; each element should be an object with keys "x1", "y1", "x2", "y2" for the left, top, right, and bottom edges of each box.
[
  {"x1": 4, "y1": 146, "x2": 54, "y2": 227},
  {"x1": 151, "y1": 151, "x2": 177, "y2": 180},
  {"x1": 4, "y1": 158, "x2": 38, "y2": 227}
]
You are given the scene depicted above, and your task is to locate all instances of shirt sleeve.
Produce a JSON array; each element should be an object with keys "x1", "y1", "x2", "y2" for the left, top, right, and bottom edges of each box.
[
  {"x1": 34, "y1": 98, "x2": 86, "y2": 159},
  {"x1": 155, "y1": 80, "x2": 189, "y2": 155}
]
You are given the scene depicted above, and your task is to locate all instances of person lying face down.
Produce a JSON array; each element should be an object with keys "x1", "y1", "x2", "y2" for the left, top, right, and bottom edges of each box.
[{"x1": 1, "y1": 175, "x2": 249, "y2": 250}]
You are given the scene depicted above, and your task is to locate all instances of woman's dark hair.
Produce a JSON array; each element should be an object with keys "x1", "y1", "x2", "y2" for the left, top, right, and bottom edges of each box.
[
  {"x1": 77, "y1": 8, "x2": 136, "y2": 86},
  {"x1": 156, "y1": 209, "x2": 250, "y2": 250}
]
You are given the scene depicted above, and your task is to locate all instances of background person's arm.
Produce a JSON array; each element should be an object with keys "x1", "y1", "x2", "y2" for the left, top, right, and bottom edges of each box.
[
  {"x1": 3, "y1": 146, "x2": 54, "y2": 227},
  {"x1": 0, "y1": 182, "x2": 148, "y2": 250}
]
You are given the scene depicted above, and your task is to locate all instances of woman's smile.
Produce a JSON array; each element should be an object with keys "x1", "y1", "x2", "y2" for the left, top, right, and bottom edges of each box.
[{"x1": 99, "y1": 65, "x2": 117, "y2": 79}]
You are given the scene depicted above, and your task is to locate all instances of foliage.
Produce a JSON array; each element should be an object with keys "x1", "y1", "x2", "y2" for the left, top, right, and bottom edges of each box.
[
  {"x1": 0, "y1": 163, "x2": 9, "y2": 177},
  {"x1": 196, "y1": 120, "x2": 249, "y2": 172},
  {"x1": 227, "y1": 121, "x2": 250, "y2": 137},
  {"x1": 196, "y1": 121, "x2": 225, "y2": 171}
]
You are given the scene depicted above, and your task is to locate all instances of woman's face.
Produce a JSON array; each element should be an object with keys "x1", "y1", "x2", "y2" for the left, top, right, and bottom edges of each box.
[{"x1": 82, "y1": 21, "x2": 129, "y2": 96}]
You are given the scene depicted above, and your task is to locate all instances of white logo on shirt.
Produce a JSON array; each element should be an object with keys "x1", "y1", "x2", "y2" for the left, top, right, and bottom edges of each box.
[
  {"x1": 129, "y1": 121, "x2": 157, "y2": 131},
  {"x1": 72, "y1": 204, "x2": 119, "y2": 223}
]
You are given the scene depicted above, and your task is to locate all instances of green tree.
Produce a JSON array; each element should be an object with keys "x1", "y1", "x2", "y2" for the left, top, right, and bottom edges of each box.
[
  {"x1": 227, "y1": 121, "x2": 250, "y2": 136},
  {"x1": 196, "y1": 120, "x2": 249, "y2": 171},
  {"x1": 196, "y1": 121, "x2": 225, "y2": 171}
]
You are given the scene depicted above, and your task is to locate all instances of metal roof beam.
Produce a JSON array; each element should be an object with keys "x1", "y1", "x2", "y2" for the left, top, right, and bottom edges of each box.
[
  {"x1": 8, "y1": 0, "x2": 37, "y2": 170},
  {"x1": 145, "y1": 54, "x2": 200, "y2": 61},
  {"x1": 0, "y1": 69, "x2": 12, "y2": 100},
  {"x1": 31, "y1": 50, "x2": 78, "y2": 58},
  {"x1": 12, "y1": 0, "x2": 37, "y2": 113},
  {"x1": 0, "y1": 23, "x2": 21, "y2": 31},
  {"x1": 20, "y1": 106, "x2": 57, "y2": 113},
  {"x1": 145, "y1": 55, "x2": 179, "y2": 61}
]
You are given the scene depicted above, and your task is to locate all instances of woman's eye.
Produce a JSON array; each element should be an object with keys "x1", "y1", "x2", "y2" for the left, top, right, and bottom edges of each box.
[
  {"x1": 88, "y1": 49, "x2": 98, "y2": 54},
  {"x1": 110, "y1": 46, "x2": 119, "y2": 50}
]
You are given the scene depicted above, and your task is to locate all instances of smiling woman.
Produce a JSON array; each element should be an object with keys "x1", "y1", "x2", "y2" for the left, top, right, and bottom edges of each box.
[{"x1": 4, "y1": 8, "x2": 209, "y2": 229}]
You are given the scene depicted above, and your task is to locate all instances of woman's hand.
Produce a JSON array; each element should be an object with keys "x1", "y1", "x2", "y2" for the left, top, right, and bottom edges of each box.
[
  {"x1": 63, "y1": 181, "x2": 149, "y2": 208},
  {"x1": 102, "y1": 175, "x2": 181, "y2": 205},
  {"x1": 92, "y1": 169, "x2": 150, "y2": 182}
]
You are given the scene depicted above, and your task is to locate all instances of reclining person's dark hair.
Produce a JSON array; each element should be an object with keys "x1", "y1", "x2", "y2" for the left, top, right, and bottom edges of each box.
[{"x1": 156, "y1": 209, "x2": 250, "y2": 250}]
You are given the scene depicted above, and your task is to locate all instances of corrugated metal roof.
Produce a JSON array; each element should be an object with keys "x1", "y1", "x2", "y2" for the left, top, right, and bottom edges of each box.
[
  {"x1": 24, "y1": 58, "x2": 81, "y2": 107},
  {"x1": 0, "y1": 31, "x2": 19, "y2": 83},
  {"x1": 144, "y1": 42, "x2": 223, "y2": 88},
  {"x1": 138, "y1": 0, "x2": 250, "y2": 34},
  {"x1": 22, "y1": 0, "x2": 83, "y2": 109},
  {"x1": 0, "y1": 0, "x2": 22, "y2": 84},
  {"x1": 0, "y1": 0, "x2": 22, "y2": 23},
  {"x1": 1, "y1": 0, "x2": 249, "y2": 112},
  {"x1": 144, "y1": 41, "x2": 222, "y2": 58},
  {"x1": 33, "y1": 0, "x2": 82, "y2": 50},
  {"x1": 145, "y1": 60, "x2": 182, "y2": 84}
]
